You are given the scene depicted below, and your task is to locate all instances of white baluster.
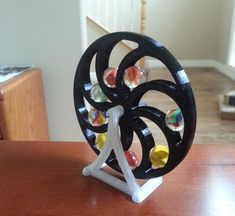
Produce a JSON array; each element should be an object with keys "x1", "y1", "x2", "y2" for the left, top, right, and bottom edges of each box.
[{"x1": 113, "y1": 0, "x2": 118, "y2": 31}]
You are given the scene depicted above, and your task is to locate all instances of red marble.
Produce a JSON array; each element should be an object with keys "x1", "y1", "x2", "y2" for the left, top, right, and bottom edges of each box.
[{"x1": 124, "y1": 150, "x2": 139, "y2": 168}]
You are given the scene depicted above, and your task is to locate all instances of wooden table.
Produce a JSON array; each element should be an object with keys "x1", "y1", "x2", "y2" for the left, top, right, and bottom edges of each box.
[{"x1": 0, "y1": 141, "x2": 234, "y2": 216}]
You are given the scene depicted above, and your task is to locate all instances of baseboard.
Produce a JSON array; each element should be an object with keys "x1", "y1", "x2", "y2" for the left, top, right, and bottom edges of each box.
[
  {"x1": 90, "y1": 60, "x2": 235, "y2": 82},
  {"x1": 146, "y1": 59, "x2": 215, "y2": 68},
  {"x1": 212, "y1": 61, "x2": 235, "y2": 81},
  {"x1": 146, "y1": 59, "x2": 235, "y2": 82}
]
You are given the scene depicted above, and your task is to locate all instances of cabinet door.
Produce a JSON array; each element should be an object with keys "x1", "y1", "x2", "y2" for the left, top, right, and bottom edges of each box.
[{"x1": 0, "y1": 69, "x2": 49, "y2": 140}]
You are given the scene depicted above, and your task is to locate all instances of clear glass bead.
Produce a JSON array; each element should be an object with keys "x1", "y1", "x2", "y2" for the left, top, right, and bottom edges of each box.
[
  {"x1": 165, "y1": 108, "x2": 184, "y2": 131},
  {"x1": 88, "y1": 108, "x2": 106, "y2": 126},
  {"x1": 124, "y1": 65, "x2": 146, "y2": 89},
  {"x1": 90, "y1": 83, "x2": 106, "y2": 103},
  {"x1": 103, "y1": 67, "x2": 118, "y2": 88}
]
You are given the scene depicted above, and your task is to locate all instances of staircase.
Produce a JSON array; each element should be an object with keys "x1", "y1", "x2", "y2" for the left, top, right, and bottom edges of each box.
[
  {"x1": 86, "y1": 0, "x2": 142, "y2": 34},
  {"x1": 81, "y1": 0, "x2": 146, "y2": 69}
]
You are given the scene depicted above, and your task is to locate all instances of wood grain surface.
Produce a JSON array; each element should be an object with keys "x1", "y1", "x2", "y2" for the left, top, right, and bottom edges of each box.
[
  {"x1": 146, "y1": 67, "x2": 235, "y2": 145},
  {"x1": 0, "y1": 141, "x2": 234, "y2": 216},
  {"x1": 0, "y1": 69, "x2": 49, "y2": 140}
]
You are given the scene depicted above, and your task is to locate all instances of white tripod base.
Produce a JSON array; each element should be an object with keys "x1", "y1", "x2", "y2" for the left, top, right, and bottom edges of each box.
[{"x1": 83, "y1": 105, "x2": 163, "y2": 203}]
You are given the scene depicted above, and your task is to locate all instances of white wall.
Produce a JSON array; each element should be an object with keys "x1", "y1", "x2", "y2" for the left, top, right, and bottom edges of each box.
[
  {"x1": 0, "y1": 0, "x2": 83, "y2": 141},
  {"x1": 86, "y1": 0, "x2": 234, "y2": 65},
  {"x1": 146, "y1": 0, "x2": 222, "y2": 60},
  {"x1": 1, "y1": 1, "x2": 234, "y2": 141},
  {"x1": 146, "y1": 0, "x2": 235, "y2": 66},
  {"x1": 215, "y1": 0, "x2": 234, "y2": 64}
]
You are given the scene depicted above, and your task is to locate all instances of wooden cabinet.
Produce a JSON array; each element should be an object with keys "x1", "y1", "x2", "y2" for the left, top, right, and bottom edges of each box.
[{"x1": 0, "y1": 68, "x2": 49, "y2": 140}]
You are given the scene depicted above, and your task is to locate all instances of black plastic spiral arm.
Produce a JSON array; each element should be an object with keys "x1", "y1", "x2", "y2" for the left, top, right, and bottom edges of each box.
[{"x1": 74, "y1": 32, "x2": 196, "y2": 179}]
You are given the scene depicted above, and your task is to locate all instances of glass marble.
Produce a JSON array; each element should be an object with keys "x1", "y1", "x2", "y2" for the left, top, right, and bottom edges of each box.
[
  {"x1": 88, "y1": 108, "x2": 106, "y2": 126},
  {"x1": 124, "y1": 65, "x2": 146, "y2": 89},
  {"x1": 103, "y1": 67, "x2": 118, "y2": 88},
  {"x1": 165, "y1": 108, "x2": 184, "y2": 131},
  {"x1": 149, "y1": 145, "x2": 169, "y2": 168},
  {"x1": 95, "y1": 133, "x2": 107, "y2": 150},
  {"x1": 124, "y1": 150, "x2": 139, "y2": 168},
  {"x1": 90, "y1": 83, "x2": 107, "y2": 103}
]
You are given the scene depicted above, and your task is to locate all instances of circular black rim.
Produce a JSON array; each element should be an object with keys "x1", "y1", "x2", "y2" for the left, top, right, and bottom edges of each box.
[{"x1": 74, "y1": 32, "x2": 196, "y2": 179}]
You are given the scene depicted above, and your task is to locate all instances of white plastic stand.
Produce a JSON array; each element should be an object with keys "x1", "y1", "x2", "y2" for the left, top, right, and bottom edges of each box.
[{"x1": 83, "y1": 105, "x2": 163, "y2": 203}]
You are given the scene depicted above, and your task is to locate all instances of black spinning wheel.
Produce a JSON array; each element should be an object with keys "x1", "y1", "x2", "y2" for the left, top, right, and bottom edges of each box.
[{"x1": 74, "y1": 32, "x2": 196, "y2": 179}]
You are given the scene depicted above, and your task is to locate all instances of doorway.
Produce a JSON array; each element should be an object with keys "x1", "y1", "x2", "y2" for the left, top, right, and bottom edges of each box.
[{"x1": 228, "y1": 1, "x2": 235, "y2": 69}]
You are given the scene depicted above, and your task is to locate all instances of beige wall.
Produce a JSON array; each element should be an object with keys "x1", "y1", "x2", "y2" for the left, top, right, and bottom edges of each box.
[
  {"x1": 215, "y1": 0, "x2": 234, "y2": 64},
  {"x1": 0, "y1": 0, "x2": 82, "y2": 141},
  {"x1": 87, "y1": 0, "x2": 234, "y2": 64},
  {"x1": 1, "y1": 1, "x2": 234, "y2": 141},
  {"x1": 146, "y1": 0, "x2": 226, "y2": 61}
]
